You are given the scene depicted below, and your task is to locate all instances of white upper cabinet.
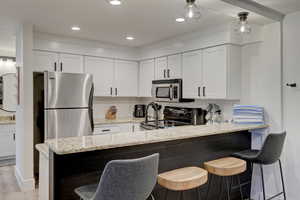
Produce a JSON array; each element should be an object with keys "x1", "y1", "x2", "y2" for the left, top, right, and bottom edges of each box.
[
  {"x1": 85, "y1": 57, "x2": 114, "y2": 97},
  {"x1": 182, "y1": 50, "x2": 203, "y2": 99},
  {"x1": 167, "y1": 54, "x2": 182, "y2": 79},
  {"x1": 155, "y1": 54, "x2": 182, "y2": 80},
  {"x1": 155, "y1": 57, "x2": 167, "y2": 80},
  {"x1": 114, "y1": 60, "x2": 138, "y2": 97},
  {"x1": 33, "y1": 51, "x2": 84, "y2": 73},
  {"x1": 182, "y1": 45, "x2": 241, "y2": 100},
  {"x1": 202, "y1": 46, "x2": 227, "y2": 99},
  {"x1": 59, "y1": 54, "x2": 84, "y2": 73},
  {"x1": 139, "y1": 59, "x2": 155, "y2": 97},
  {"x1": 33, "y1": 51, "x2": 58, "y2": 72}
]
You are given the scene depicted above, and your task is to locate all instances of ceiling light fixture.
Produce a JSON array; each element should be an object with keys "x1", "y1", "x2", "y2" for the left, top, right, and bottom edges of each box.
[
  {"x1": 185, "y1": 0, "x2": 201, "y2": 20},
  {"x1": 176, "y1": 18, "x2": 185, "y2": 23},
  {"x1": 71, "y1": 26, "x2": 81, "y2": 31},
  {"x1": 126, "y1": 36, "x2": 135, "y2": 40},
  {"x1": 109, "y1": 0, "x2": 122, "y2": 6},
  {"x1": 235, "y1": 12, "x2": 251, "y2": 34}
]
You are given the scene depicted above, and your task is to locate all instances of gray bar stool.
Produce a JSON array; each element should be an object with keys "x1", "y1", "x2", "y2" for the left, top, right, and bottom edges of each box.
[
  {"x1": 232, "y1": 132, "x2": 287, "y2": 200},
  {"x1": 74, "y1": 153, "x2": 159, "y2": 200}
]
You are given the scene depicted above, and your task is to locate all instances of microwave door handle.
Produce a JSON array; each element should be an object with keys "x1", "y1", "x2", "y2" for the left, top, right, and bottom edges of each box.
[{"x1": 170, "y1": 86, "x2": 173, "y2": 100}]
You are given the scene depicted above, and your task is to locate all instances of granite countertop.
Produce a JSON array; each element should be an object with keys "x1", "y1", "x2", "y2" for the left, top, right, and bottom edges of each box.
[
  {"x1": 94, "y1": 117, "x2": 145, "y2": 125},
  {"x1": 36, "y1": 123, "x2": 268, "y2": 156}
]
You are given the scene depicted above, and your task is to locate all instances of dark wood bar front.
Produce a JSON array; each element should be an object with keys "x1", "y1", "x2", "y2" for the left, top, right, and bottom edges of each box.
[{"x1": 49, "y1": 131, "x2": 252, "y2": 200}]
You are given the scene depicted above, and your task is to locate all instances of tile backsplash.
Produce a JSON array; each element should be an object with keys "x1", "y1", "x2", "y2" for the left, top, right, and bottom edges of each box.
[{"x1": 93, "y1": 97, "x2": 239, "y2": 122}]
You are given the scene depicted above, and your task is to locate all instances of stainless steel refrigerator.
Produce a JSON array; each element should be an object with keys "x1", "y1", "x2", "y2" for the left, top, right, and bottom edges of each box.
[{"x1": 44, "y1": 72, "x2": 94, "y2": 139}]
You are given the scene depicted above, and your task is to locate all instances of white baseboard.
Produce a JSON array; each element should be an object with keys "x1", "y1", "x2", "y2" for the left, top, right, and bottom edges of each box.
[{"x1": 14, "y1": 166, "x2": 35, "y2": 191}]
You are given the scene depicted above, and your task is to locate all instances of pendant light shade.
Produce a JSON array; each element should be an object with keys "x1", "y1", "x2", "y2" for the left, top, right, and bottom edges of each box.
[
  {"x1": 235, "y1": 12, "x2": 251, "y2": 34},
  {"x1": 185, "y1": 0, "x2": 201, "y2": 20}
]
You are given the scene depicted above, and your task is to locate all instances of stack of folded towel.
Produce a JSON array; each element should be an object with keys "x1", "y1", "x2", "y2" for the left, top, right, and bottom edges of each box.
[{"x1": 233, "y1": 105, "x2": 264, "y2": 124}]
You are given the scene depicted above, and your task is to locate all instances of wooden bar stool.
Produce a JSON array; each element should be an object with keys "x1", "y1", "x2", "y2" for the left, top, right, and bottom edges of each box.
[
  {"x1": 158, "y1": 167, "x2": 208, "y2": 200},
  {"x1": 204, "y1": 157, "x2": 246, "y2": 200}
]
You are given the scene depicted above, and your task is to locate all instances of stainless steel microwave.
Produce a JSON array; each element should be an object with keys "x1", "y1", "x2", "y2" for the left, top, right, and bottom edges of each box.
[{"x1": 151, "y1": 79, "x2": 194, "y2": 103}]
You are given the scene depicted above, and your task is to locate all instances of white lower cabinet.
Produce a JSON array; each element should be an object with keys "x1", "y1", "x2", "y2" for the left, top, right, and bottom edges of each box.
[
  {"x1": 94, "y1": 123, "x2": 141, "y2": 135},
  {"x1": 0, "y1": 124, "x2": 16, "y2": 158}
]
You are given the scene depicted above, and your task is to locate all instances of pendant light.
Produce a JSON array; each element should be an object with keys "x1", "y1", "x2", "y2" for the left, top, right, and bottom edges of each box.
[
  {"x1": 185, "y1": 0, "x2": 201, "y2": 20},
  {"x1": 235, "y1": 12, "x2": 251, "y2": 34}
]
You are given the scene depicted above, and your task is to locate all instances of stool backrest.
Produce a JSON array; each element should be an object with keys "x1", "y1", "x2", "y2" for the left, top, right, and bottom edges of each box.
[
  {"x1": 257, "y1": 132, "x2": 286, "y2": 165},
  {"x1": 93, "y1": 153, "x2": 159, "y2": 200}
]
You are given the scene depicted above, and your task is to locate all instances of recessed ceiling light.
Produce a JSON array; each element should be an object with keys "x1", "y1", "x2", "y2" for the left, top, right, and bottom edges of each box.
[
  {"x1": 126, "y1": 36, "x2": 135, "y2": 40},
  {"x1": 71, "y1": 26, "x2": 81, "y2": 31},
  {"x1": 109, "y1": 0, "x2": 122, "y2": 6},
  {"x1": 176, "y1": 18, "x2": 185, "y2": 23}
]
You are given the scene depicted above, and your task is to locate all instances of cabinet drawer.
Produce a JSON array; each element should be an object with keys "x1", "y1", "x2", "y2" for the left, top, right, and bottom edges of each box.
[{"x1": 94, "y1": 125, "x2": 121, "y2": 135}]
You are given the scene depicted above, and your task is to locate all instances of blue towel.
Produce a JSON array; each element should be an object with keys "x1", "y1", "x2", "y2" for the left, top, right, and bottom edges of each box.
[{"x1": 233, "y1": 105, "x2": 265, "y2": 125}]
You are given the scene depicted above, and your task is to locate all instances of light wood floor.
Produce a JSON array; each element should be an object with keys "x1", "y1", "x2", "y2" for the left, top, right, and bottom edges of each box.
[{"x1": 0, "y1": 165, "x2": 38, "y2": 200}]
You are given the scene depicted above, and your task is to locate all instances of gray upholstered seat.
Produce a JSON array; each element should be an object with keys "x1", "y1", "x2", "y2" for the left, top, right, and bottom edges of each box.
[{"x1": 75, "y1": 153, "x2": 159, "y2": 200}]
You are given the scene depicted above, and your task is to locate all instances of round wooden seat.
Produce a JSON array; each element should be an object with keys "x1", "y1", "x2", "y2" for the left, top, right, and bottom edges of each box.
[
  {"x1": 157, "y1": 167, "x2": 208, "y2": 191},
  {"x1": 204, "y1": 157, "x2": 246, "y2": 177}
]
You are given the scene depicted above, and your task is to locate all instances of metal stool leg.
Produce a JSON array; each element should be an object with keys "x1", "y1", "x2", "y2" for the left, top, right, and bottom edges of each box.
[
  {"x1": 206, "y1": 174, "x2": 213, "y2": 200},
  {"x1": 219, "y1": 177, "x2": 224, "y2": 200},
  {"x1": 197, "y1": 187, "x2": 202, "y2": 200},
  {"x1": 279, "y1": 160, "x2": 287, "y2": 200},
  {"x1": 164, "y1": 189, "x2": 169, "y2": 200},
  {"x1": 237, "y1": 175, "x2": 244, "y2": 200},
  {"x1": 225, "y1": 177, "x2": 231, "y2": 200},
  {"x1": 260, "y1": 164, "x2": 266, "y2": 200},
  {"x1": 179, "y1": 191, "x2": 184, "y2": 200}
]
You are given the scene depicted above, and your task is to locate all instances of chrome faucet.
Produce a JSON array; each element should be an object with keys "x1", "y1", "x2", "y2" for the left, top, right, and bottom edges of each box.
[{"x1": 145, "y1": 102, "x2": 160, "y2": 129}]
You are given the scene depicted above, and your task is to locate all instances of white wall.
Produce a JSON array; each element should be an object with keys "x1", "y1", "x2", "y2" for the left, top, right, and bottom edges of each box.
[
  {"x1": 15, "y1": 24, "x2": 35, "y2": 191},
  {"x1": 282, "y1": 11, "x2": 300, "y2": 200},
  {"x1": 138, "y1": 23, "x2": 241, "y2": 60},
  {"x1": 241, "y1": 22, "x2": 282, "y2": 133},
  {"x1": 34, "y1": 32, "x2": 140, "y2": 61}
]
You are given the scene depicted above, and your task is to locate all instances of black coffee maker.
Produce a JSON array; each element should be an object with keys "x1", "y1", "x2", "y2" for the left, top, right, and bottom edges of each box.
[{"x1": 134, "y1": 104, "x2": 146, "y2": 118}]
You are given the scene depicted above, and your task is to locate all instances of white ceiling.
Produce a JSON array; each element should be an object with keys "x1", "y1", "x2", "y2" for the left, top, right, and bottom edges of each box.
[{"x1": 0, "y1": 0, "x2": 300, "y2": 49}]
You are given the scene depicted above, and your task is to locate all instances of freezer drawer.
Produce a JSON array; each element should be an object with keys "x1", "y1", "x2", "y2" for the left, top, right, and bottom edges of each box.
[
  {"x1": 45, "y1": 109, "x2": 92, "y2": 139},
  {"x1": 45, "y1": 72, "x2": 93, "y2": 109}
]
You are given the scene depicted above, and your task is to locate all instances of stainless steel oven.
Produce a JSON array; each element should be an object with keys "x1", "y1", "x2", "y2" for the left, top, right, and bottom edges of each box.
[{"x1": 151, "y1": 79, "x2": 194, "y2": 103}]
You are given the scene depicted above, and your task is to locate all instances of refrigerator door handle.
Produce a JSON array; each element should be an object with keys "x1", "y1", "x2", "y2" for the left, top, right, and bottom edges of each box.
[{"x1": 88, "y1": 84, "x2": 94, "y2": 132}]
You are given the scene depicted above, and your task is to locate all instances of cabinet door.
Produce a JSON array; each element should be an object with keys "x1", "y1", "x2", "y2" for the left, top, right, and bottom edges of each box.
[
  {"x1": 0, "y1": 125, "x2": 15, "y2": 158},
  {"x1": 167, "y1": 54, "x2": 182, "y2": 78},
  {"x1": 182, "y1": 50, "x2": 203, "y2": 99},
  {"x1": 202, "y1": 46, "x2": 227, "y2": 99},
  {"x1": 59, "y1": 54, "x2": 84, "y2": 73},
  {"x1": 155, "y1": 57, "x2": 167, "y2": 80},
  {"x1": 85, "y1": 57, "x2": 114, "y2": 97},
  {"x1": 33, "y1": 51, "x2": 58, "y2": 72},
  {"x1": 139, "y1": 59, "x2": 155, "y2": 97},
  {"x1": 115, "y1": 60, "x2": 138, "y2": 97}
]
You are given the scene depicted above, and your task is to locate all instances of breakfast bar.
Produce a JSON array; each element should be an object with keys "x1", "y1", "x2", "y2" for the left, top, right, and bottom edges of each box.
[{"x1": 36, "y1": 123, "x2": 267, "y2": 200}]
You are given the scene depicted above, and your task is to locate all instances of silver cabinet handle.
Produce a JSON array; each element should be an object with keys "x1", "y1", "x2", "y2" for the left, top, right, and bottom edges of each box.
[
  {"x1": 203, "y1": 86, "x2": 206, "y2": 97},
  {"x1": 115, "y1": 88, "x2": 118, "y2": 96},
  {"x1": 54, "y1": 62, "x2": 57, "y2": 71},
  {"x1": 167, "y1": 69, "x2": 170, "y2": 78},
  {"x1": 198, "y1": 87, "x2": 201, "y2": 97},
  {"x1": 163, "y1": 69, "x2": 166, "y2": 78},
  {"x1": 60, "y1": 62, "x2": 63, "y2": 71},
  {"x1": 110, "y1": 87, "x2": 113, "y2": 96},
  {"x1": 102, "y1": 129, "x2": 111, "y2": 132}
]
